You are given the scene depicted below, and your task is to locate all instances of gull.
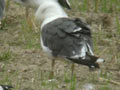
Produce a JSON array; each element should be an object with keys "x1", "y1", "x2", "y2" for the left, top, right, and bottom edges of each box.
[{"x1": 16, "y1": 0, "x2": 105, "y2": 78}]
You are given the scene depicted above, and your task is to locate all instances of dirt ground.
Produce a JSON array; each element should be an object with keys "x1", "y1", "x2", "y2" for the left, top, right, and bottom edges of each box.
[{"x1": 0, "y1": 1, "x2": 120, "y2": 90}]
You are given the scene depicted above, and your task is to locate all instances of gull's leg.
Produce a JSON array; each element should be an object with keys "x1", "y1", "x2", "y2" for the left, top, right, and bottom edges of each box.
[
  {"x1": 25, "y1": 7, "x2": 29, "y2": 18},
  {"x1": 49, "y1": 59, "x2": 55, "y2": 79},
  {"x1": 6, "y1": 0, "x2": 10, "y2": 11}
]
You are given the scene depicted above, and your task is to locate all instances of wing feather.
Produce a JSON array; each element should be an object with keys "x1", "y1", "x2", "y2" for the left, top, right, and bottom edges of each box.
[{"x1": 42, "y1": 18, "x2": 93, "y2": 58}]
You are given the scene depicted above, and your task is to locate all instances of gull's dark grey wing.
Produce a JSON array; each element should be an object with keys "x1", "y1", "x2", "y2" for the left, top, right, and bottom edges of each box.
[
  {"x1": 73, "y1": 18, "x2": 93, "y2": 50},
  {"x1": 0, "y1": 0, "x2": 4, "y2": 19},
  {"x1": 41, "y1": 18, "x2": 104, "y2": 68}
]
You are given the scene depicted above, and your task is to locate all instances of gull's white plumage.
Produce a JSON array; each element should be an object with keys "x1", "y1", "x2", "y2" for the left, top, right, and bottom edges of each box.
[
  {"x1": 35, "y1": 1, "x2": 68, "y2": 28},
  {"x1": 0, "y1": 86, "x2": 3, "y2": 90}
]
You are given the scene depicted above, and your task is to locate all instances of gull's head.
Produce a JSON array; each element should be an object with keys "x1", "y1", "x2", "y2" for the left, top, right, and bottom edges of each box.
[
  {"x1": 44, "y1": 0, "x2": 71, "y2": 9},
  {"x1": 15, "y1": 0, "x2": 71, "y2": 10},
  {"x1": 57, "y1": 0, "x2": 71, "y2": 9},
  {"x1": 45, "y1": 0, "x2": 71, "y2": 9}
]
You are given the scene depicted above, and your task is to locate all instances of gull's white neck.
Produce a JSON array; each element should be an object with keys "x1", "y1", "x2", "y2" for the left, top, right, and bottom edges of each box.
[{"x1": 35, "y1": 1, "x2": 68, "y2": 29}]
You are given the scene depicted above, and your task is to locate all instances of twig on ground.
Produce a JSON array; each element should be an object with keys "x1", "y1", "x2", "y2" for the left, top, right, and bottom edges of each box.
[{"x1": 99, "y1": 77, "x2": 120, "y2": 85}]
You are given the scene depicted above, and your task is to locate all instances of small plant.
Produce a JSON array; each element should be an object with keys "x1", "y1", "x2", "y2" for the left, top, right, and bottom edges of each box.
[
  {"x1": 0, "y1": 51, "x2": 13, "y2": 62},
  {"x1": 70, "y1": 75, "x2": 76, "y2": 90},
  {"x1": 100, "y1": 86, "x2": 110, "y2": 90},
  {"x1": 20, "y1": 18, "x2": 40, "y2": 49},
  {"x1": 116, "y1": 17, "x2": 120, "y2": 35},
  {"x1": 64, "y1": 72, "x2": 71, "y2": 83},
  {"x1": 95, "y1": 0, "x2": 99, "y2": 12}
]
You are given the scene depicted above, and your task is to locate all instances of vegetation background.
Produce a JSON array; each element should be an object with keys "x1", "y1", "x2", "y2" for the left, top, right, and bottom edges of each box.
[{"x1": 0, "y1": 0, "x2": 120, "y2": 90}]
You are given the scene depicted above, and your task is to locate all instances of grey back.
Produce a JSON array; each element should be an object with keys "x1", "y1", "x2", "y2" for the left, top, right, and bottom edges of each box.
[{"x1": 42, "y1": 18, "x2": 92, "y2": 58}]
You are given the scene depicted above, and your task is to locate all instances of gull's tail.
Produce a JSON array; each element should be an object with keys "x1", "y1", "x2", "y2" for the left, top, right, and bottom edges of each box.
[{"x1": 67, "y1": 53, "x2": 105, "y2": 69}]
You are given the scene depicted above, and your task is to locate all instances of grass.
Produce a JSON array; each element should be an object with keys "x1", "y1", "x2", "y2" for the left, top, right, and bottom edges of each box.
[
  {"x1": 0, "y1": 0, "x2": 120, "y2": 90},
  {"x1": 0, "y1": 50, "x2": 13, "y2": 62},
  {"x1": 116, "y1": 17, "x2": 120, "y2": 35},
  {"x1": 70, "y1": 0, "x2": 120, "y2": 13},
  {"x1": 20, "y1": 18, "x2": 40, "y2": 49}
]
